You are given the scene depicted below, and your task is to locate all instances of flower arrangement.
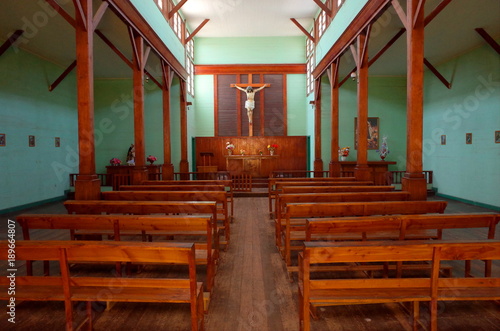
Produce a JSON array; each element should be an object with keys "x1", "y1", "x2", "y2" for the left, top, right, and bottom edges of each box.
[
  {"x1": 147, "y1": 155, "x2": 157, "y2": 164},
  {"x1": 110, "y1": 158, "x2": 121, "y2": 166},
  {"x1": 338, "y1": 146, "x2": 350, "y2": 157},
  {"x1": 240, "y1": 149, "x2": 246, "y2": 155},
  {"x1": 267, "y1": 144, "x2": 279, "y2": 152},
  {"x1": 377, "y1": 136, "x2": 390, "y2": 160},
  {"x1": 225, "y1": 142, "x2": 235, "y2": 150}
]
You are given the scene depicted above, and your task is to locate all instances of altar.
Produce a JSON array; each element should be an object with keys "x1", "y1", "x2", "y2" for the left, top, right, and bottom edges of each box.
[{"x1": 225, "y1": 154, "x2": 279, "y2": 177}]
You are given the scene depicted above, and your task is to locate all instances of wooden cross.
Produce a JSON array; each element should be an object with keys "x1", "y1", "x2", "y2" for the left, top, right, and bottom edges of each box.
[{"x1": 230, "y1": 76, "x2": 271, "y2": 137}]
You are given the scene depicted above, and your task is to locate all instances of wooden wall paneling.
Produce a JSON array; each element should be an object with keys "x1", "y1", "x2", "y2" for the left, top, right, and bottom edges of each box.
[
  {"x1": 217, "y1": 75, "x2": 238, "y2": 136},
  {"x1": 214, "y1": 75, "x2": 219, "y2": 135},
  {"x1": 195, "y1": 136, "x2": 307, "y2": 175},
  {"x1": 282, "y1": 75, "x2": 288, "y2": 136},
  {"x1": 263, "y1": 74, "x2": 285, "y2": 136}
]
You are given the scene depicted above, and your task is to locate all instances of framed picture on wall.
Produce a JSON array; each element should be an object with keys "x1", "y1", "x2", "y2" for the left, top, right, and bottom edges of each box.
[
  {"x1": 441, "y1": 135, "x2": 446, "y2": 145},
  {"x1": 29, "y1": 135, "x2": 35, "y2": 147},
  {"x1": 0, "y1": 133, "x2": 5, "y2": 147},
  {"x1": 55, "y1": 137, "x2": 60, "y2": 147},
  {"x1": 354, "y1": 117, "x2": 379, "y2": 150},
  {"x1": 495, "y1": 131, "x2": 500, "y2": 143},
  {"x1": 466, "y1": 133, "x2": 472, "y2": 144}
]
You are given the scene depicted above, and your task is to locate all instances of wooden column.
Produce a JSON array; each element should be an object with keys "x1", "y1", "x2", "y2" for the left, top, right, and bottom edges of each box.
[
  {"x1": 179, "y1": 80, "x2": 189, "y2": 176},
  {"x1": 74, "y1": 0, "x2": 100, "y2": 200},
  {"x1": 353, "y1": 30, "x2": 372, "y2": 181},
  {"x1": 328, "y1": 61, "x2": 341, "y2": 177},
  {"x1": 130, "y1": 31, "x2": 148, "y2": 184},
  {"x1": 161, "y1": 62, "x2": 175, "y2": 179},
  {"x1": 402, "y1": 0, "x2": 427, "y2": 200},
  {"x1": 313, "y1": 79, "x2": 323, "y2": 177}
]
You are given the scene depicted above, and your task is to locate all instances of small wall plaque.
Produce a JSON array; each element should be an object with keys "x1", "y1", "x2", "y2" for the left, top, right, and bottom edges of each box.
[
  {"x1": 440, "y1": 135, "x2": 446, "y2": 145},
  {"x1": 29, "y1": 135, "x2": 35, "y2": 147},
  {"x1": 0, "y1": 133, "x2": 5, "y2": 146},
  {"x1": 55, "y1": 137, "x2": 60, "y2": 147},
  {"x1": 466, "y1": 133, "x2": 472, "y2": 144}
]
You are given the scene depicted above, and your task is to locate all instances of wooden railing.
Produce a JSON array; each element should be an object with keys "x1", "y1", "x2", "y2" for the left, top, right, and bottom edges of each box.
[
  {"x1": 69, "y1": 173, "x2": 112, "y2": 187},
  {"x1": 270, "y1": 170, "x2": 332, "y2": 178},
  {"x1": 390, "y1": 171, "x2": 433, "y2": 184},
  {"x1": 173, "y1": 171, "x2": 231, "y2": 181}
]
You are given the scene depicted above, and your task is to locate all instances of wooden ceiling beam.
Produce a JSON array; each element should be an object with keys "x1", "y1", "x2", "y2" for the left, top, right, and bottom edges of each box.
[
  {"x1": 0, "y1": 30, "x2": 24, "y2": 57},
  {"x1": 185, "y1": 19, "x2": 210, "y2": 44},
  {"x1": 391, "y1": 0, "x2": 408, "y2": 30},
  {"x1": 424, "y1": 0, "x2": 454, "y2": 26},
  {"x1": 45, "y1": 0, "x2": 76, "y2": 28},
  {"x1": 339, "y1": 28, "x2": 405, "y2": 87},
  {"x1": 290, "y1": 18, "x2": 315, "y2": 42},
  {"x1": 93, "y1": 2, "x2": 109, "y2": 30},
  {"x1": 312, "y1": 0, "x2": 332, "y2": 17},
  {"x1": 105, "y1": 0, "x2": 187, "y2": 81},
  {"x1": 168, "y1": 0, "x2": 188, "y2": 19},
  {"x1": 95, "y1": 29, "x2": 133, "y2": 68},
  {"x1": 475, "y1": 28, "x2": 500, "y2": 55},
  {"x1": 424, "y1": 58, "x2": 451, "y2": 89},
  {"x1": 49, "y1": 60, "x2": 77, "y2": 91},
  {"x1": 313, "y1": 0, "x2": 390, "y2": 79},
  {"x1": 72, "y1": 0, "x2": 88, "y2": 31}
]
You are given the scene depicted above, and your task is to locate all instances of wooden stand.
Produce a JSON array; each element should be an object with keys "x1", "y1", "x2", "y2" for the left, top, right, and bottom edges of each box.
[{"x1": 198, "y1": 152, "x2": 217, "y2": 173}]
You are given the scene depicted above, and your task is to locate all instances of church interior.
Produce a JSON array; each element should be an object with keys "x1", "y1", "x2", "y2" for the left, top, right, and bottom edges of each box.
[{"x1": 0, "y1": 0, "x2": 499, "y2": 330}]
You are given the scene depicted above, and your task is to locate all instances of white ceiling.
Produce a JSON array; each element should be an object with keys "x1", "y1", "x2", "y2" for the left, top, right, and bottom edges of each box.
[
  {"x1": 178, "y1": 0, "x2": 319, "y2": 38},
  {"x1": 0, "y1": 0, "x2": 499, "y2": 79}
]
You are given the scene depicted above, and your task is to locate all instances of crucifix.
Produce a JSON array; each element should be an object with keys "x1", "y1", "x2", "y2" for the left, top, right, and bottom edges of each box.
[{"x1": 231, "y1": 77, "x2": 270, "y2": 136}]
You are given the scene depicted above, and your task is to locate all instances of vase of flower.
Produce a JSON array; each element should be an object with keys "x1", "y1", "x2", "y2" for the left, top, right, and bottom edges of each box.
[
  {"x1": 147, "y1": 155, "x2": 157, "y2": 165},
  {"x1": 338, "y1": 146, "x2": 350, "y2": 161},
  {"x1": 340, "y1": 156, "x2": 346, "y2": 161},
  {"x1": 377, "y1": 136, "x2": 390, "y2": 161},
  {"x1": 226, "y1": 142, "x2": 234, "y2": 155},
  {"x1": 270, "y1": 149, "x2": 274, "y2": 156}
]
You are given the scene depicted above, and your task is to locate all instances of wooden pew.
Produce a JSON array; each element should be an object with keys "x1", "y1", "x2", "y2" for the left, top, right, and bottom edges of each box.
[
  {"x1": 101, "y1": 191, "x2": 230, "y2": 247},
  {"x1": 305, "y1": 212, "x2": 500, "y2": 277},
  {"x1": 0, "y1": 240, "x2": 205, "y2": 331},
  {"x1": 268, "y1": 177, "x2": 356, "y2": 213},
  {"x1": 299, "y1": 240, "x2": 500, "y2": 331},
  {"x1": 281, "y1": 185, "x2": 395, "y2": 194},
  {"x1": 64, "y1": 200, "x2": 216, "y2": 217},
  {"x1": 141, "y1": 179, "x2": 234, "y2": 217},
  {"x1": 274, "y1": 191, "x2": 411, "y2": 244},
  {"x1": 280, "y1": 200, "x2": 448, "y2": 270},
  {"x1": 16, "y1": 214, "x2": 218, "y2": 292},
  {"x1": 270, "y1": 180, "x2": 374, "y2": 217}
]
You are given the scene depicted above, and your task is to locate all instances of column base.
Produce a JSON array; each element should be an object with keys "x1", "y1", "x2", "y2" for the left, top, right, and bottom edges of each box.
[
  {"x1": 354, "y1": 164, "x2": 372, "y2": 182},
  {"x1": 314, "y1": 159, "x2": 324, "y2": 177},
  {"x1": 402, "y1": 175, "x2": 427, "y2": 200},
  {"x1": 329, "y1": 161, "x2": 341, "y2": 177},
  {"x1": 75, "y1": 175, "x2": 101, "y2": 200},
  {"x1": 131, "y1": 166, "x2": 148, "y2": 185},
  {"x1": 162, "y1": 163, "x2": 175, "y2": 180}
]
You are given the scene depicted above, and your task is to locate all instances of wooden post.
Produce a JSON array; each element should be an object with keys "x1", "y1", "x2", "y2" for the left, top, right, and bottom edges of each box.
[
  {"x1": 328, "y1": 61, "x2": 341, "y2": 177},
  {"x1": 179, "y1": 80, "x2": 189, "y2": 177},
  {"x1": 131, "y1": 31, "x2": 148, "y2": 184},
  {"x1": 402, "y1": 0, "x2": 427, "y2": 200},
  {"x1": 313, "y1": 78, "x2": 323, "y2": 177},
  {"x1": 161, "y1": 62, "x2": 175, "y2": 179},
  {"x1": 74, "y1": 0, "x2": 100, "y2": 200},
  {"x1": 354, "y1": 30, "x2": 372, "y2": 182}
]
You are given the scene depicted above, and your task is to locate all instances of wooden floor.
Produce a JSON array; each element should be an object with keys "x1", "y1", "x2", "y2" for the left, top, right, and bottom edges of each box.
[{"x1": 1, "y1": 196, "x2": 499, "y2": 330}]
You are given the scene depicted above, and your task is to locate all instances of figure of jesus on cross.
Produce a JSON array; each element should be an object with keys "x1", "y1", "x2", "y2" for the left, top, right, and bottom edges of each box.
[{"x1": 233, "y1": 84, "x2": 269, "y2": 124}]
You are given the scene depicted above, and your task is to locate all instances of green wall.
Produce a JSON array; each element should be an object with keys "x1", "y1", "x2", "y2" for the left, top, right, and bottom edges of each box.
[
  {"x1": 129, "y1": 0, "x2": 185, "y2": 67},
  {"x1": 0, "y1": 48, "x2": 77, "y2": 213},
  {"x1": 319, "y1": 76, "x2": 407, "y2": 171},
  {"x1": 192, "y1": 36, "x2": 309, "y2": 138},
  {"x1": 423, "y1": 45, "x2": 500, "y2": 208},
  {"x1": 195, "y1": 36, "x2": 306, "y2": 64},
  {"x1": 316, "y1": 0, "x2": 369, "y2": 64},
  {"x1": 94, "y1": 78, "x2": 182, "y2": 174}
]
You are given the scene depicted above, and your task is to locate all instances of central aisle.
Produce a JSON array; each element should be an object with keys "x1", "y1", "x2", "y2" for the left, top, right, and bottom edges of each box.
[{"x1": 205, "y1": 197, "x2": 299, "y2": 331}]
